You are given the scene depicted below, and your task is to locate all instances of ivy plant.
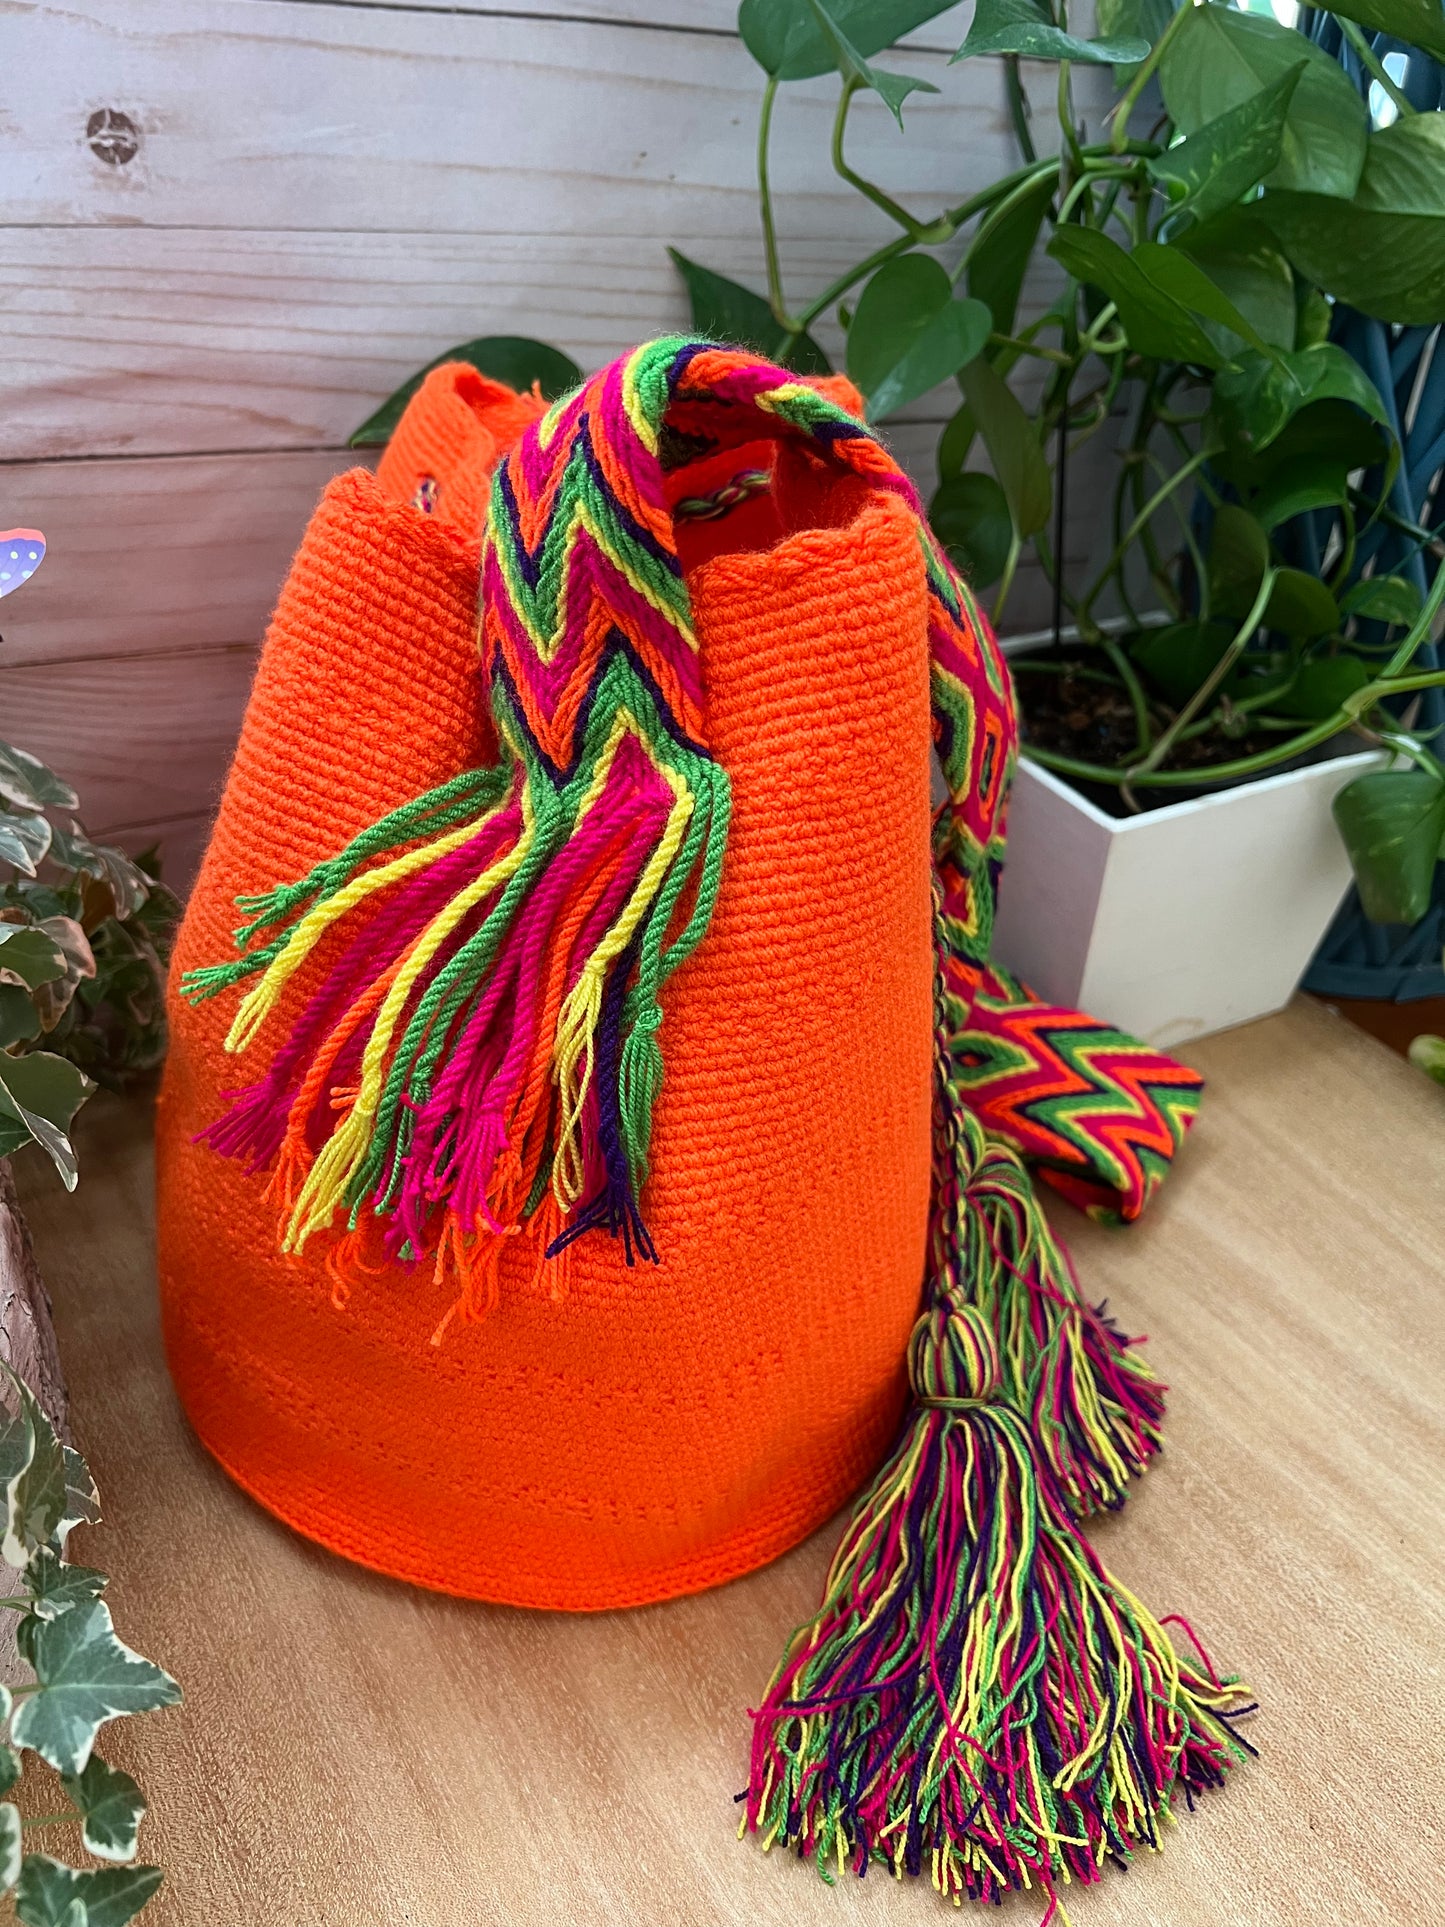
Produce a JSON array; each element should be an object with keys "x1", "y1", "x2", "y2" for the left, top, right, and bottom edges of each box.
[
  {"x1": 0, "y1": 552, "x2": 178, "y2": 1189},
  {"x1": 0, "y1": 1365, "x2": 179, "y2": 1925},
  {"x1": 672, "y1": 0, "x2": 1445, "y2": 929}
]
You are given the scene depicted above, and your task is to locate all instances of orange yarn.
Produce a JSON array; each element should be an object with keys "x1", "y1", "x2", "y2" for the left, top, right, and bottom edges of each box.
[{"x1": 156, "y1": 363, "x2": 935, "y2": 1608}]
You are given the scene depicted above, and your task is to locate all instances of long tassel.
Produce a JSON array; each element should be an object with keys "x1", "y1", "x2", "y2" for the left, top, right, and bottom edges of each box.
[
  {"x1": 743, "y1": 1299, "x2": 1253, "y2": 1910},
  {"x1": 930, "y1": 902, "x2": 1164, "y2": 1518}
]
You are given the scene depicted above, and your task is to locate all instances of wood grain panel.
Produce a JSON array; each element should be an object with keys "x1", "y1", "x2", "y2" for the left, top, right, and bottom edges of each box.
[
  {"x1": 5, "y1": 0, "x2": 1020, "y2": 236},
  {"x1": 300, "y1": 0, "x2": 970, "y2": 44},
  {"x1": 12, "y1": 999, "x2": 1441, "y2": 1923},
  {"x1": 1, "y1": 644, "x2": 254, "y2": 838},
  {"x1": 2, "y1": 433, "x2": 1075, "y2": 673},
  {"x1": 0, "y1": 229, "x2": 1070, "y2": 460},
  {"x1": 1, "y1": 450, "x2": 356, "y2": 664}
]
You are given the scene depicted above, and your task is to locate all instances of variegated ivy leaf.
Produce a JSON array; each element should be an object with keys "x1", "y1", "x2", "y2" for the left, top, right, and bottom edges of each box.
[
  {"x1": 0, "y1": 1745, "x2": 19, "y2": 1799},
  {"x1": 0, "y1": 742, "x2": 79, "y2": 815},
  {"x1": 0, "y1": 1372, "x2": 67, "y2": 1568},
  {"x1": 10, "y1": 1599, "x2": 181, "y2": 1776},
  {"x1": 0, "y1": 926, "x2": 66, "y2": 994},
  {"x1": 45, "y1": 830, "x2": 150, "y2": 926},
  {"x1": 55, "y1": 1449, "x2": 102, "y2": 1553},
  {"x1": 0, "y1": 814, "x2": 53, "y2": 880},
  {"x1": 0, "y1": 1802, "x2": 20, "y2": 1892},
  {"x1": 25, "y1": 1547, "x2": 107, "y2": 1622},
  {"x1": 30, "y1": 920, "x2": 96, "y2": 1035},
  {"x1": 15, "y1": 1855, "x2": 162, "y2": 1927},
  {"x1": 0, "y1": 1053, "x2": 93, "y2": 1193},
  {"x1": 61, "y1": 1756, "x2": 146, "y2": 1865},
  {"x1": 0, "y1": 1412, "x2": 30, "y2": 1497}
]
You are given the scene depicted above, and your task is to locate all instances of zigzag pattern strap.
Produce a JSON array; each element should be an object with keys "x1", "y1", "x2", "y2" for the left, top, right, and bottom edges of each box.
[
  {"x1": 182, "y1": 338, "x2": 966, "y2": 1313},
  {"x1": 183, "y1": 331, "x2": 1197, "y2": 1311},
  {"x1": 949, "y1": 964, "x2": 1203, "y2": 1223}
]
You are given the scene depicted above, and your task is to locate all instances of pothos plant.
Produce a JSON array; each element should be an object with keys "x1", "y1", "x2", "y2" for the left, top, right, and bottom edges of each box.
[
  {"x1": 666, "y1": 0, "x2": 1445, "y2": 938},
  {"x1": 0, "y1": 534, "x2": 178, "y2": 1191},
  {"x1": 0, "y1": 1366, "x2": 179, "y2": 1926}
]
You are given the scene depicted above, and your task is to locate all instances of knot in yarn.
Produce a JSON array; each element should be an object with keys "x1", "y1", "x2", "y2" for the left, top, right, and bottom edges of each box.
[{"x1": 908, "y1": 1298, "x2": 1002, "y2": 1410}]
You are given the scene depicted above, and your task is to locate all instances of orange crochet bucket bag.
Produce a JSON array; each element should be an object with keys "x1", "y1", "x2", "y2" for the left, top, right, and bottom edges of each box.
[{"x1": 157, "y1": 339, "x2": 1249, "y2": 1912}]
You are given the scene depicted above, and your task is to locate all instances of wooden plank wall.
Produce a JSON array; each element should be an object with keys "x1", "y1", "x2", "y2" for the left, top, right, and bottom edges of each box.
[{"x1": 1, "y1": 0, "x2": 1094, "y2": 893}]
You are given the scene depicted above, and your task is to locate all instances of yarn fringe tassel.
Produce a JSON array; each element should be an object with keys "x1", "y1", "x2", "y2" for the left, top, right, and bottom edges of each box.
[
  {"x1": 182, "y1": 672, "x2": 730, "y2": 1283},
  {"x1": 743, "y1": 1299, "x2": 1254, "y2": 1913},
  {"x1": 930, "y1": 916, "x2": 1165, "y2": 1518}
]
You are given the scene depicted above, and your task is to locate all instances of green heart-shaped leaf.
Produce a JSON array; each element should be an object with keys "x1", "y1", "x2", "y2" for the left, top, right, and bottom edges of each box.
[
  {"x1": 1210, "y1": 344, "x2": 1393, "y2": 461},
  {"x1": 1341, "y1": 576, "x2": 1423, "y2": 628},
  {"x1": 801, "y1": 0, "x2": 940, "y2": 122},
  {"x1": 1333, "y1": 769, "x2": 1445, "y2": 925},
  {"x1": 739, "y1": 0, "x2": 958, "y2": 78},
  {"x1": 1047, "y1": 228, "x2": 1224, "y2": 365},
  {"x1": 956, "y1": 0, "x2": 1148, "y2": 64},
  {"x1": 1275, "y1": 653, "x2": 1370, "y2": 718},
  {"x1": 930, "y1": 472, "x2": 1014, "y2": 589},
  {"x1": 1149, "y1": 65, "x2": 1302, "y2": 226},
  {"x1": 847, "y1": 256, "x2": 992, "y2": 418},
  {"x1": 1160, "y1": 3, "x2": 1367, "y2": 200},
  {"x1": 1264, "y1": 568, "x2": 1340, "y2": 639},
  {"x1": 1209, "y1": 504, "x2": 1270, "y2": 615},
  {"x1": 1130, "y1": 621, "x2": 1237, "y2": 708},
  {"x1": 1305, "y1": 0, "x2": 1445, "y2": 62},
  {"x1": 1264, "y1": 115, "x2": 1445, "y2": 326}
]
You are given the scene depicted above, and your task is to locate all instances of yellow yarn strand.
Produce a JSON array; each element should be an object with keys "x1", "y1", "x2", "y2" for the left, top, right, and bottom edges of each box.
[
  {"x1": 222, "y1": 802, "x2": 510, "y2": 1054},
  {"x1": 281, "y1": 820, "x2": 535, "y2": 1252}
]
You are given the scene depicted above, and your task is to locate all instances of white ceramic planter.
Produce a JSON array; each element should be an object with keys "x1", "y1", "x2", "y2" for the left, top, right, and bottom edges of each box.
[{"x1": 990, "y1": 749, "x2": 1384, "y2": 1049}]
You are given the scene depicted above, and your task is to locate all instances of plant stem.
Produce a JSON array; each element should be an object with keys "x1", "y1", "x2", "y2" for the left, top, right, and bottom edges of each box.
[
  {"x1": 1078, "y1": 299, "x2": 1121, "y2": 355},
  {"x1": 1380, "y1": 557, "x2": 1445, "y2": 679},
  {"x1": 1339, "y1": 17, "x2": 1416, "y2": 116},
  {"x1": 1079, "y1": 440, "x2": 1215, "y2": 622},
  {"x1": 1058, "y1": 60, "x2": 1086, "y2": 174},
  {"x1": 1004, "y1": 54, "x2": 1037, "y2": 162},
  {"x1": 989, "y1": 331, "x2": 1074, "y2": 365},
  {"x1": 797, "y1": 158, "x2": 1069, "y2": 336},
  {"x1": 832, "y1": 77, "x2": 942, "y2": 239},
  {"x1": 757, "y1": 76, "x2": 795, "y2": 329},
  {"x1": 995, "y1": 533, "x2": 1024, "y2": 621},
  {"x1": 1128, "y1": 568, "x2": 1278, "y2": 779},
  {"x1": 1109, "y1": 0, "x2": 1192, "y2": 153},
  {"x1": 1102, "y1": 633, "x2": 1155, "y2": 752}
]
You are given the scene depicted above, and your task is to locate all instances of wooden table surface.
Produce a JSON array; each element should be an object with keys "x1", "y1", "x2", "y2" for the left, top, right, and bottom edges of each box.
[{"x1": 15, "y1": 998, "x2": 1445, "y2": 1926}]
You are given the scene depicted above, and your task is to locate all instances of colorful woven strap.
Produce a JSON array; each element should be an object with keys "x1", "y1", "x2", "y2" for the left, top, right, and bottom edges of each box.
[{"x1": 185, "y1": 335, "x2": 1196, "y2": 1298}]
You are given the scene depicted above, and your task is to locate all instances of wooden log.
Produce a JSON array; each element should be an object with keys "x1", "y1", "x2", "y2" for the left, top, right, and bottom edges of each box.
[{"x1": 0, "y1": 1160, "x2": 69, "y2": 1440}]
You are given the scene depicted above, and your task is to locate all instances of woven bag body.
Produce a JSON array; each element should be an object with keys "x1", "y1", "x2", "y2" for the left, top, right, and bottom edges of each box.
[{"x1": 156, "y1": 368, "x2": 937, "y2": 1608}]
